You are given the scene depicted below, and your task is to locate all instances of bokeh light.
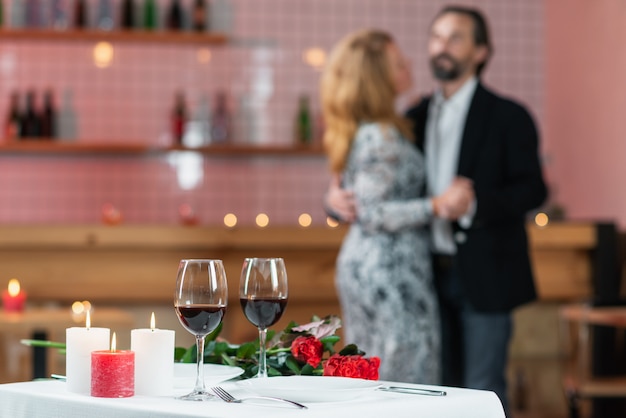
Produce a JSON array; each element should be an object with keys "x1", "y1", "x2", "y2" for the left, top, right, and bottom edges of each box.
[
  {"x1": 298, "y1": 213, "x2": 312, "y2": 227},
  {"x1": 534, "y1": 212, "x2": 549, "y2": 227},
  {"x1": 223, "y1": 213, "x2": 238, "y2": 228},
  {"x1": 255, "y1": 213, "x2": 270, "y2": 228}
]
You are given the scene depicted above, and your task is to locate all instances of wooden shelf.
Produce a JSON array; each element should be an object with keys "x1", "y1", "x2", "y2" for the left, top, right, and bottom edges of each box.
[
  {"x1": 0, "y1": 28, "x2": 228, "y2": 45},
  {"x1": 0, "y1": 141, "x2": 325, "y2": 157}
]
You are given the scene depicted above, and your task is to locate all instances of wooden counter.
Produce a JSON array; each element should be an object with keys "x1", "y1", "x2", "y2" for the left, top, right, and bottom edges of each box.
[
  {"x1": 0, "y1": 225, "x2": 346, "y2": 342},
  {"x1": 0, "y1": 222, "x2": 616, "y2": 341},
  {"x1": 0, "y1": 222, "x2": 609, "y2": 299}
]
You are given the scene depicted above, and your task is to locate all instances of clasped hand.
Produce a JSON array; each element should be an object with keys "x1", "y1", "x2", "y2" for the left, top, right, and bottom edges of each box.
[
  {"x1": 324, "y1": 175, "x2": 474, "y2": 222},
  {"x1": 432, "y1": 177, "x2": 474, "y2": 220}
]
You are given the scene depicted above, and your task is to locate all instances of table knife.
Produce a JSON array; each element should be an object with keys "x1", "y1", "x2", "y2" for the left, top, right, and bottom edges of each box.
[{"x1": 379, "y1": 386, "x2": 447, "y2": 396}]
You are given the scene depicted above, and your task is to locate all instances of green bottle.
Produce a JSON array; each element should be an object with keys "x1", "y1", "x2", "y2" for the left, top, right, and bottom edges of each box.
[
  {"x1": 295, "y1": 95, "x2": 313, "y2": 145},
  {"x1": 143, "y1": 0, "x2": 157, "y2": 30}
]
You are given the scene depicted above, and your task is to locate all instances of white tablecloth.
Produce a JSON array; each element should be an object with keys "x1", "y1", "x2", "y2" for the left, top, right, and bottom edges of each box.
[{"x1": 0, "y1": 379, "x2": 504, "y2": 418}]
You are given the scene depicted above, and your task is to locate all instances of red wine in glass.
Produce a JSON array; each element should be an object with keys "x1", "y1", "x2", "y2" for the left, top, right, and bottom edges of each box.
[
  {"x1": 240, "y1": 298, "x2": 288, "y2": 329},
  {"x1": 239, "y1": 257, "x2": 288, "y2": 378},
  {"x1": 174, "y1": 259, "x2": 228, "y2": 401},
  {"x1": 176, "y1": 304, "x2": 226, "y2": 335}
]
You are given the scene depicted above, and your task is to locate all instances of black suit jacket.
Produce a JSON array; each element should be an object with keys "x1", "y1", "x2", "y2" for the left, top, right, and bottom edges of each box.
[{"x1": 405, "y1": 83, "x2": 548, "y2": 312}]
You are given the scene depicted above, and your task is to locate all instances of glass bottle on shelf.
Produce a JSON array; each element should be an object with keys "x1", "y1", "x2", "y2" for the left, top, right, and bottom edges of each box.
[
  {"x1": 211, "y1": 0, "x2": 234, "y2": 35},
  {"x1": 172, "y1": 91, "x2": 188, "y2": 145},
  {"x1": 120, "y1": 0, "x2": 135, "y2": 29},
  {"x1": 25, "y1": 0, "x2": 41, "y2": 27},
  {"x1": 295, "y1": 94, "x2": 312, "y2": 145},
  {"x1": 96, "y1": 0, "x2": 114, "y2": 30},
  {"x1": 21, "y1": 89, "x2": 41, "y2": 139},
  {"x1": 142, "y1": 0, "x2": 158, "y2": 30},
  {"x1": 74, "y1": 0, "x2": 87, "y2": 29},
  {"x1": 166, "y1": 0, "x2": 183, "y2": 30},
  {"x1": 57, "y1": 88, "x2": 77, "y2": 141},
  {"x1": 190, "y1": 93, "x2": 211, "y2": 145},
  {"x1": 192, "y1": 0, "x2": 208, "y2": 32},
  {"x1": 51, "y1": 0, "x2": 68, "y2": 30},
  {"x1": 5, "y1": 91, "x2": 22, "y2": 141},
  {"x1": 40, "y1": 89, "x2": 57, "y2": 139},
  {"x1": 11, "y1": 0, "x2": 25, "y2": 28},
  {"x1": 211, "y1": 91, "x2": 231, "y2": 144}
]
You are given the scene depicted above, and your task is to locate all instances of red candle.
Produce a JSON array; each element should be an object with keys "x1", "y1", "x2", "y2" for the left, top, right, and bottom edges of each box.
[
  {"x1": 91, "y1": 333, "x2": 135, "y2": 398},
  {"x1": 2, "y1": 279, "x2": 26, "y2": 312}
]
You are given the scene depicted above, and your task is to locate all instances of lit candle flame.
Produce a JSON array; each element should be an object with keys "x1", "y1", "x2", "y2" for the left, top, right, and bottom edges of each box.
[
  {"x1": 111, "y1": 332, "x2": 116, "y2": 352},
  {"x1": 150, "y1": 312, "x2": 156, "y2": 331},
  {"x1": 86, "y1": 310, "x2": 91, "y2": 330},
  {"x1": 7, "y1": 279, "x2": 20, "y2": 297}
]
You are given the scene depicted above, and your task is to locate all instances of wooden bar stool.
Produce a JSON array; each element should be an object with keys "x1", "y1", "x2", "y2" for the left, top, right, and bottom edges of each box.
[{"x1": 559, "y1": 303, "x2": 626, "y2": 418}]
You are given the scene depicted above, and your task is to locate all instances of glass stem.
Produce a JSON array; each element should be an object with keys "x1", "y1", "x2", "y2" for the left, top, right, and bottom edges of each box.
[
  {"x1": 194, "y1": 334, "x2": 206, "y2": 392},
  {"x1": 258, "y1": 327, "x2": 268, "y2": 378}
]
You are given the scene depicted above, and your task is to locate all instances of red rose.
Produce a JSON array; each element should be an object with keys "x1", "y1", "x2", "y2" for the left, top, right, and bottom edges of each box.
[
  {"x1": 323, "y1": 354, "x2": 380, "y2": 380},
  {"x1": 323, "y1": 353, "x2": 342, "y2": 376},
  {"x1": 291, "y1": 336, "x2": 323, "y2": 367},
  {"x1": 366, "y1": 356, "x2": 380, "y2": 380}
]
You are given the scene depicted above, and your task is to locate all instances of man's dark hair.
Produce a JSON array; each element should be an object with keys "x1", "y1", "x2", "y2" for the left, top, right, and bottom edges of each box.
[{"x1": 435, "y1": 5, "x2": 492, "y2": 76}]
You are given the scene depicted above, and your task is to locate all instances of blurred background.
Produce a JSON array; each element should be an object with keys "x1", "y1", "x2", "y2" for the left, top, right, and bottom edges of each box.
[
  {"x1": 0, "y1": 0, "x2": 618, "y2": 228},
  {"x1": 0, "y1": 1, "x2": 625, "y2": 417}
]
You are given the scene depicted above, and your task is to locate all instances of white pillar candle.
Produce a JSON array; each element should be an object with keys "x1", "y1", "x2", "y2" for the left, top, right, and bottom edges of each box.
[
  {"x1": 66, "y1": 311, "x2": 110, "y2": 394},
  {"x1": 131, "y1": 312, "x2": 175, "y2": 396}
]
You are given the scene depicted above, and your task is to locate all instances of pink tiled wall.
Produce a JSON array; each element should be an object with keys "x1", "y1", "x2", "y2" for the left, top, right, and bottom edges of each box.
[
  {"x1": 545, "y1": 0, "x2": 626, "y2": 229},
  {"x1": 0, "y1": 0, "x2": 545, "y2": 225}
]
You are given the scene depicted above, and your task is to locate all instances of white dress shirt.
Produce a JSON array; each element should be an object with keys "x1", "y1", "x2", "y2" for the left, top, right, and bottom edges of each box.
[{"x1": 425, "y1": 77, "x2": 478, "y2": 255}]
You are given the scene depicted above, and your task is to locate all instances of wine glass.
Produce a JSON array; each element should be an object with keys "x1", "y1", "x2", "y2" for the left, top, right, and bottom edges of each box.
[
  {"x1": 174, "y1": 259, "x2": 228, "y2": 401},
  {"x1": 239, "y1": 257, "x2": 289, "y2": 378}
]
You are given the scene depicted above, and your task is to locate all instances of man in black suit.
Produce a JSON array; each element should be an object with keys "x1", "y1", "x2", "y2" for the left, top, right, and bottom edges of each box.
[{"x1": 325, "y1": 5, "x2": 547, "y2": 415}]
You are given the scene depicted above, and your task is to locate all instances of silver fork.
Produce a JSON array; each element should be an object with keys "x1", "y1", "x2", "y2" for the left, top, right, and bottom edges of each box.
[{"x1": 211, "y1": 386, "x2": 308, "y2": 409}]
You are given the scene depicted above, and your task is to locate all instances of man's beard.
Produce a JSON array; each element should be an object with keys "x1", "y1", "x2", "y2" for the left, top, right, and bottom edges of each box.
[{"x1": 430, "y1": 53, "x2": 463, "y2": 81}]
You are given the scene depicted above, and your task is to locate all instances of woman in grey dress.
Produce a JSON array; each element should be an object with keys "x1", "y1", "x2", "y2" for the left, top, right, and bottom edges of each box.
[{"x1": 321, "y1": 29, "x2": 470, "y2": 384}]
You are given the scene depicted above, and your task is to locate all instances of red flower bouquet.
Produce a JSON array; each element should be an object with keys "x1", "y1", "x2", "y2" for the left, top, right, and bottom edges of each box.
[{"x1": 174, "y1": 315, "x2": 380, "y2": 379}]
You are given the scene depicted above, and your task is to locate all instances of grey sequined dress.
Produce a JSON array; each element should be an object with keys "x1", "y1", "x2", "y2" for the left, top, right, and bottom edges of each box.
[{"x1": 336, "y1": 122, "x2": 440, "y2": 384}]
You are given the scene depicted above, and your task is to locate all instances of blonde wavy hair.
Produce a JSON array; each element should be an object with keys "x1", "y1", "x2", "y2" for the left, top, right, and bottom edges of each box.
[{"x1": 321, "y1": 29, "x2": 413, "y2": 173}]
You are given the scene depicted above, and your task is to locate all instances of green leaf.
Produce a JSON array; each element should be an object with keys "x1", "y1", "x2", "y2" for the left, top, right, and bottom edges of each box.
[
  {"x1": 320, "y1": 335, "x2": 340, "y2": 353},
  {"x1": 220, "y1": 352, "x2": 236, "y2": 366},
  {"x1": 20, "y1": 339, "x2": 66, "y2": 349},
  {"x1": 300, "y1": 363, "x2": 315, "y2": 375},
  {"x1": 214, "y1": 341, "x2": 230, "y2": 354},
  {"x1": 206, "y1": 322, "x2": 223, "y2": 342},
  {"x1": 338, "y1": 343, "x2": 364, "y2": 356},
  {"x1": 179, "y1": 345, "x2": 197, "y2": 363},
  {"x1": 174, "y1": 347, "x2": 187, "y2": 362},
  {"x1": 267, "y1": 365, "x2": 283, "y2": 377},
  {"x1": 205, "y1": 340, "x2": 216, "y2": 356},
  {"x1": 310, "y1": 368, "x2": 324, "y2": 376},
  {"x1": 236, "y1": 342, "x2": 257, "y2": 359},
  {"x1": 285, "y1": 356, "x2": 302, "y2": 374}
]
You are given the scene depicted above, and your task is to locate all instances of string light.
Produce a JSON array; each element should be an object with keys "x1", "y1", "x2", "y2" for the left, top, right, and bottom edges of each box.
[
  {"x1": 298, "y1": 213, "x2": 312, "y2": 227},
  {"x1": 534, "y1": 212, "x2": 549, "y2": 227},
  {"x1": 326, "y1": 217, "x2": 339, "y2": 228},
  {"x1": 255, "y1": 213, "x2": 269, "y2": 228},
  {"x1": 223, "y1": 213, "x2": 238, "y2": 228}
]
